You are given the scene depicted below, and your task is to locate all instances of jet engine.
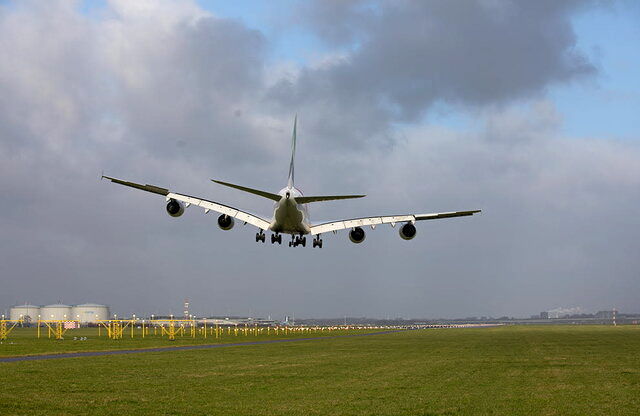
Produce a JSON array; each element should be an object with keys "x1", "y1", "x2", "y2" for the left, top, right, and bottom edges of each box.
[
  {"x1": 217, "y1": 214, "x2": 235, "y2": 230},
  {"x1": 399, "y1": 222, "x2": 417, "y2": 240},
  {"x1": 349, "y1": 227, "x2": 366, "y2": 244},
  {"x1": 166, "y1": 199, "x2": 184, "y2": 217}
]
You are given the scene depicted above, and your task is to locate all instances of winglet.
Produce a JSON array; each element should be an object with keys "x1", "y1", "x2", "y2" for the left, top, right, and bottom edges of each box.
[{"x1": 287, "y1": 115, "x2": 297, "y2": 188}]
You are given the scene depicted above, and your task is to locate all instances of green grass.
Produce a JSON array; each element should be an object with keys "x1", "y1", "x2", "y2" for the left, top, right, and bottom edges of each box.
[
  {"x1": 0, "y1": 326, "x2": 372, "y2": 357},
  {"x1": 2, "y1": 325, "x2": 639, "y2": 415}
]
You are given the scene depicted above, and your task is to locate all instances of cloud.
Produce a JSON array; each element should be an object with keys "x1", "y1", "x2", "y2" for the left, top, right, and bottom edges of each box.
[
  {"x1": 266, "y1": 0, "x2": 596, "y2": 150},
  {"x1": 1, "y1": 0, "x2": 637, "y2": 319}
]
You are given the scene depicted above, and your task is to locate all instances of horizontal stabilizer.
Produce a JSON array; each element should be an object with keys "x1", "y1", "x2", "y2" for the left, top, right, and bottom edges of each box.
[
  {"x1": 211, "y1": 179, "x2": 281, "y2": 202},
  {"x1": 296, "y1": 195, "x2": 366, "y2": 204}
]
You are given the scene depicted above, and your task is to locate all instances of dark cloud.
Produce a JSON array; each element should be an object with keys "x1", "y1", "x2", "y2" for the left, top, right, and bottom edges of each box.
[
  {"x1": 268, "y1": 0, "x2": 595, "y2": 147},
  {"x1": 1, "y1": 0, "x2": 638, "y2": 319}
]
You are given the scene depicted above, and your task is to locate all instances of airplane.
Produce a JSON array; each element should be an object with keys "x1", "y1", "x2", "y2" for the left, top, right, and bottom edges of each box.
[{"x1": 102, "y1": 117, "x2": 480, "y2": 248}]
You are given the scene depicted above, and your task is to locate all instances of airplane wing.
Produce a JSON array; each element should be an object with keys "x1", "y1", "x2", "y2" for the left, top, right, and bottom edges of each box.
[
  {"x1": 309, "y1": 210, "x2": 481, "y2": 235},
  {"x1": 102, "y1": 176, "x2": 272, "y2": 230}
]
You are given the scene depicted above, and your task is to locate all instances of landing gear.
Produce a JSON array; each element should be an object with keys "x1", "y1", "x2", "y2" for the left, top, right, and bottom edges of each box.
[
  {"x1": 271, "y1": 233, "x2": 282, "y2": 244},
  {"x1": 288, "y1": 235, "x2": 306, "y2": 247},
  {"x1": 313, "y1": 236, "x2": 323, "y2": 248},
  {"x1": 255, "y1": 231, "x2": 266, "y2": 243}
]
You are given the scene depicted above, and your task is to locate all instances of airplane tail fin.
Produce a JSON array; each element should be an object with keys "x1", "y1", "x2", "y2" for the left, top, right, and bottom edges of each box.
[
  {"x1": 287, "y1": 115, "x2": 297, "y2": 188},
  {"x1": 211, "y1": 116, "x2": 365, "y2": 204}
]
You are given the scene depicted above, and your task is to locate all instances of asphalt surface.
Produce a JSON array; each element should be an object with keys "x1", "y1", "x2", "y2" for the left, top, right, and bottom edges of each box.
[{"x1": 0, "y1": 329, "x2": 406, "y2": 363}]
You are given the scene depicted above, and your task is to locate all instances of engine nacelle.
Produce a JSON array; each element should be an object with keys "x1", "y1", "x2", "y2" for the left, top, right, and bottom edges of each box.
[
  {"x1": 217, "y1": 214, "x2": 235, "y2": 231},
  {"x1": 166, "y1": 199, "x2": 184, "y2": 217},
  {"x1": 349, "y1": 227, "x2": 366, "y2": 244},
  {"x1": 399, "y1": 222, "x2": 417, "y2": 240}
]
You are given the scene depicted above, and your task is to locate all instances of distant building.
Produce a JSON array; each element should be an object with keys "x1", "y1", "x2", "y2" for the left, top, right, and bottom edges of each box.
[
  {"x1": 595, "y1": 310, "x2": 614, "y2": 319},
  {"x1": 540, "y1": 311, "x2": 549, "y2": 319}
]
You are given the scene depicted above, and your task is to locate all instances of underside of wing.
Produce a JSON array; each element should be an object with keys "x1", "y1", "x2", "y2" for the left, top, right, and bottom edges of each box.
[
  {"x1": 167, "y1": 192, "x2": 271, "y2": 230},
  {"x1": 309, "y1": 210, "x2": 481, "y2": 235},
  {"x1": 103, "y1": 175, "x2": 271, "y2": 230}
]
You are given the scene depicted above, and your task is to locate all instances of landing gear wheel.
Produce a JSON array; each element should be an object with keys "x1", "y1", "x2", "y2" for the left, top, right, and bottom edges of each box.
[
  {"x1": 256, "y1": 232, "x2": 265, "y2": 243},
  {"x1": 301, "y1": 236, "x2": 306, "y2": 247}
]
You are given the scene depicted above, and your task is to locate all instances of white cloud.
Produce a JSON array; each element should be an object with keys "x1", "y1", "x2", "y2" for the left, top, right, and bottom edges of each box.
[{"x1": 0, "y1": 0, "x2": 637, "y2": 318}]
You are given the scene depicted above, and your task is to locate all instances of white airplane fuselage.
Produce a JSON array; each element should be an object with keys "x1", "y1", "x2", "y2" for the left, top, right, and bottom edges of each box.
[{"x1": 270, "y1": 186, "x2": 310, "y2": 235}]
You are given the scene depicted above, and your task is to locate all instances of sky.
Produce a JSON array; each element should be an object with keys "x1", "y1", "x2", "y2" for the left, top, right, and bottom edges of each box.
[{"x1": 1, "y1": 0, "x2": 639, "y2": 319}]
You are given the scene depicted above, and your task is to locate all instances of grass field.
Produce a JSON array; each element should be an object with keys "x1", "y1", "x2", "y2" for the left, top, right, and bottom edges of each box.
[
  {"x1": 1, "y1": 325, "x2": 639, "y2": 415},
  {"x1": 0, "y1": 326, "x2": 373, "y2": 357}
]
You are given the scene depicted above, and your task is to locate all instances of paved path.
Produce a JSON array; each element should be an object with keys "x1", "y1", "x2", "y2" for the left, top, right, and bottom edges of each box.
[{"x1": 0, "y1": 330, "x2": 406, "y2": 363}]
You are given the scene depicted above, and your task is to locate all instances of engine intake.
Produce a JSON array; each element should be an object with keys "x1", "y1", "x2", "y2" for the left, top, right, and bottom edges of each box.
[
  {"x1": 349, "y1": 227, "x2": 366, "y2": 244},
  {"x1": 399, "y1": 222, "x2": 417, "y2": 240},
  {"x1": 217, "y1": 214, "x2": 235, "y2": 230},
  {"x1": 166, "y1": 199, "x2": 184, "y2": 217}
]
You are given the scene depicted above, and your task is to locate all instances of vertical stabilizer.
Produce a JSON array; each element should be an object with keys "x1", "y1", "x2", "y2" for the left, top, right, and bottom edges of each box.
[{"x1": 287, "y1": 115, "x2": 297, "y2": 188}]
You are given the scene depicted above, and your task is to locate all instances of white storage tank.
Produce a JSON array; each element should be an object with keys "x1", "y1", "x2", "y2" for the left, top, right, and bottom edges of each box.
[
  {"x1": 41, "y1": 304, "x2": 73, "y2": 321},
  {"x1": 72, "y1": 304, "x2": 110, "y2": 323},
  {"x1": 9, "y1": 304, "x2": 41, "y2": 323}
]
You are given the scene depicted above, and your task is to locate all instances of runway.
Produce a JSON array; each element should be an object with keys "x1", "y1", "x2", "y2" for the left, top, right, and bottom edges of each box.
[{"x1": 0, "y1": 329, "x2": 406, "y2": 363}]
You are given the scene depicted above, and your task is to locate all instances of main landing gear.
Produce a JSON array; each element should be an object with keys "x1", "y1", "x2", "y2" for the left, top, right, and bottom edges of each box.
[
  {"x1": 289, "y1": 235, "x2": 306, "y2": 247},
  {"x1": 257, "y1": 232, "x2": 322, "y2": 248},
  {"x1": 271, "y1": 233, "x2": 282, "y2": 244}
]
